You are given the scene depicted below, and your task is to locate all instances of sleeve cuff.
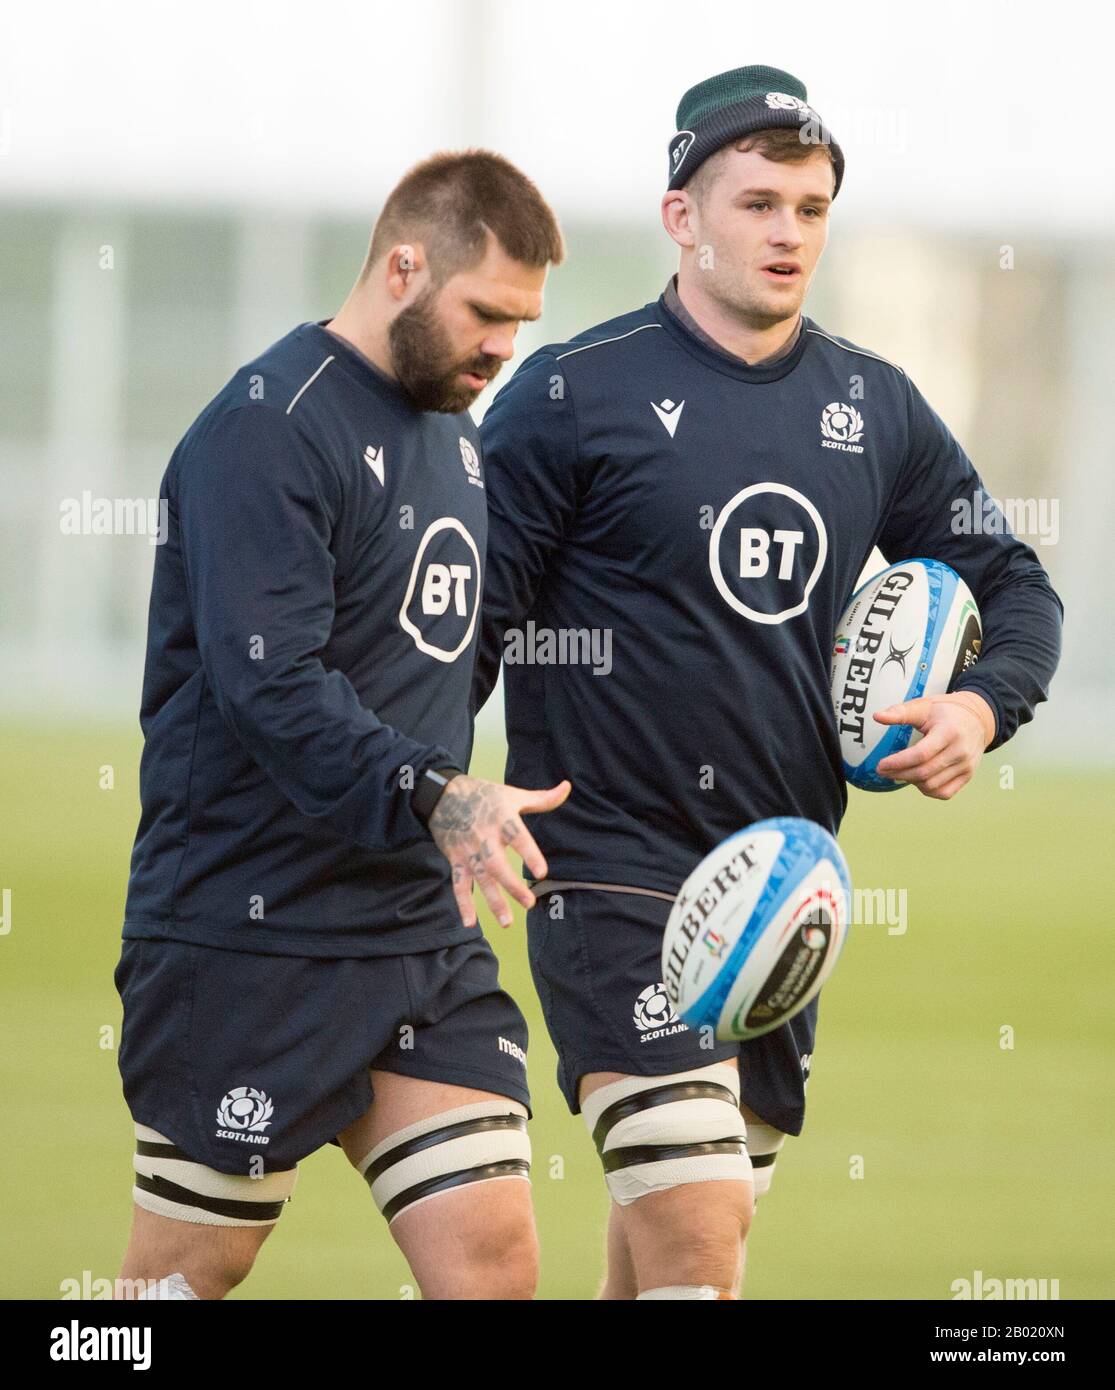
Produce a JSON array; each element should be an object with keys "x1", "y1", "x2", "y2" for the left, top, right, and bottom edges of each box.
[{"x1": 952, "y1": 682, "x2": 1002, "y2": 749}]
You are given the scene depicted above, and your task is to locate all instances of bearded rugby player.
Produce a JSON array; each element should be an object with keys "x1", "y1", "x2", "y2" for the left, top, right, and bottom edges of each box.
[
  {"x1": 473, "y1": 66, "x2": 1062, "y2": 1299},
  {"x1": 114, "y1": 151, "x2": 569, "y2": 1301}
]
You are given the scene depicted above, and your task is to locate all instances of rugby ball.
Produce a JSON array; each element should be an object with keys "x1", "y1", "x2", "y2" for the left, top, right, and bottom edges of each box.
[
  {"x1": 661, "y1": 817, "x2": 851, "y2": 1041},
  {"x1": 831, "y1": 558, "x2": 982, "y2": 792}
]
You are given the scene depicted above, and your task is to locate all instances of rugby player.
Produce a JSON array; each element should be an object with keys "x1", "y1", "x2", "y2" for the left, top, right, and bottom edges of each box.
[
  {"x1": 114, "y1": 151, "x2": 568, "y2": 1301},
  {"x1": 473, "y1": 66, "x2": 1063, "y2": 1299}
]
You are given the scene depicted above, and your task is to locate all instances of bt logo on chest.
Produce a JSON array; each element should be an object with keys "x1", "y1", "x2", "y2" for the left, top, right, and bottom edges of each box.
[
  {"x1": 708, "y1": 482, "x2": 828, "y2": 625},
  {"x1": 421, "y1": 563, "x2": 472, "y2": 616},
  {"x1": 399, "y1": 518, "x2": 481, "y2": 662}
]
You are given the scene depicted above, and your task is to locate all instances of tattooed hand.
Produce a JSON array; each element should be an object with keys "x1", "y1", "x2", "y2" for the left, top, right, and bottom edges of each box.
[{"x1": 428, "y1": 775, "x2": 572, "y2": 929}]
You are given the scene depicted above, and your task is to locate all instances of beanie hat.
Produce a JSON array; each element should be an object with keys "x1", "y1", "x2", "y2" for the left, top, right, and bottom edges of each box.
[{"x1": 667, "y1": 64, "x2": 844, "y2": 197}]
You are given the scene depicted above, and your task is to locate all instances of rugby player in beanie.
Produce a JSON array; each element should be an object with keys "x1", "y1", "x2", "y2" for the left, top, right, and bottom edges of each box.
[{"x1": 474, "y1": 66, "x2": 1061, "y2": 1299}]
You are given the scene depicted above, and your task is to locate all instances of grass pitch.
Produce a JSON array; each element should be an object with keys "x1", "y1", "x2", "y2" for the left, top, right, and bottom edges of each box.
[{"x1": 1, "y1": 722, "x2": 1110, "y2": 1299}]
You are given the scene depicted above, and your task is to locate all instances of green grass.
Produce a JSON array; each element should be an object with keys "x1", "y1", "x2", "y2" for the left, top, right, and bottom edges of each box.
[{"x1": 1, "y1": 723, "x2": 1111, "y2": 1299}]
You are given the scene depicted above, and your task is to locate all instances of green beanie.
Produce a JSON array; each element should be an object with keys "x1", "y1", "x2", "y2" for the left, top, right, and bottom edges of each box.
[{"x1": 668, "y1": 64, "x2": 844, "y2": 196}]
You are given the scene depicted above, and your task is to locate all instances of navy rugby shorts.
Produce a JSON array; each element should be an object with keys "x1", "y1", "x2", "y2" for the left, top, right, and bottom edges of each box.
[
  {"x1": 527, "y1": 887, "x2": 816, "y2": 1135},
  {"x1": 115, "y1": 934, "x2": 530, "y2": 1175}
]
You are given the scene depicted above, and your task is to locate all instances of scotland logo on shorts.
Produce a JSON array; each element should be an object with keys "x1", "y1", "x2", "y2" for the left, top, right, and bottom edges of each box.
[
  {"x1": 215, "y1": 1086, "x2": 274, "y2": 1146},
  {"x1": 633, "y1": 983, "x2": 688, "y2": 1043},
  {"x1": 820, "y1": 402, "x2": 865, "y2": 453}
]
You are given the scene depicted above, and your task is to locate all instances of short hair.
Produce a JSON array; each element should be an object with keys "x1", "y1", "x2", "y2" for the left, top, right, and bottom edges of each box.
[
  {"x1": 688, "y1": 126, "x2": 837, "y2": 205},
  {"x1": 363, "y1": 149, "x2": 564, "y2": 283}
]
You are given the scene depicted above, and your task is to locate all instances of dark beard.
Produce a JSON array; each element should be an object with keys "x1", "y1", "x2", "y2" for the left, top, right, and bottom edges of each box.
[{"x1": 388, "y1": 287, "x2": 500, "y2": 413}]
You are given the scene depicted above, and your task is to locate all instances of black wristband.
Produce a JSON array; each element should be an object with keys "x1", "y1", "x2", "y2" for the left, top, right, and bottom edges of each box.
[{"x1": 411, "y1": 766, "x2": 464, "y2": 827}]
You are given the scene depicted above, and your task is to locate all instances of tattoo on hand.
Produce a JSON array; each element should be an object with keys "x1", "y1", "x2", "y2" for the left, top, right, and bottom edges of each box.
[{"x1": 430, "y1": 780, "x2": 504, "y2": 851}]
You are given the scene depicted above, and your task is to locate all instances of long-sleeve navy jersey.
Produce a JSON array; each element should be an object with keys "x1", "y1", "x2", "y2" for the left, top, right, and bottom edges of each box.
[
  {"x1": 125, "y1": 322, "x2": 487, "y2": 957},
  {"x1": 474, "y1": 291, "x2": 1063, "y2": 896}
]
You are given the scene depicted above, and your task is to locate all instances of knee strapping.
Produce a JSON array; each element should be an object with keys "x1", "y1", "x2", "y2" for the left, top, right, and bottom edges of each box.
[
  {"x1": 581, "y1": 1065, "x2": 752, "y2": 1206},
  {"x1": 132, "y1": 1124, "x2": 296, "y2": 1227},
  {"x1": 357, "y1": 1101, "x2": 531, "y2": 1224}
]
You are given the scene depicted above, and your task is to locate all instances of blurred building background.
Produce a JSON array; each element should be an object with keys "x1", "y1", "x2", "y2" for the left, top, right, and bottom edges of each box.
[{"x1": 1, "y1": 0, "x2": 1110, "y2": 758}]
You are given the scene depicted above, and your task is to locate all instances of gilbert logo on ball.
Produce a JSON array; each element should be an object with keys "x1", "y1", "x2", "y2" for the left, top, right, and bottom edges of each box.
[
  {"x1": 662, "y1": 817, "x2": 851, "y2": 1041},
  {"x1": 830, "y1": 557, "x2": 982, "y2": 792}
]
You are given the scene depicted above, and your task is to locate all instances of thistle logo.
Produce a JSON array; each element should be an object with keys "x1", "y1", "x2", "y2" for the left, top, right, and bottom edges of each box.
[
  {"x1": 820, "y1": 402, "x2": 865, "y2": 453},
  {"x1": 633, "y1": 983, "x2": 687, "y2": 1042},
  {"x1": 216, "y1": 1086, "x2": 274, "y2": 1145},
  {"x1": 459, "y1": 436, "x2": 484, "y2": 489},
  {"x1": 765, "y1": 91, "x2": 819, "y2": 121}
]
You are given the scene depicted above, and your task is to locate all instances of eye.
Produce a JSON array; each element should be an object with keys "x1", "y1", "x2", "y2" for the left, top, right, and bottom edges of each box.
[
  {"x1": 748, "y1": 201, "x2": 770, "y2": 212},
  {"x1": 472, "y1": 305, "x2": 500, "y2": 324}
]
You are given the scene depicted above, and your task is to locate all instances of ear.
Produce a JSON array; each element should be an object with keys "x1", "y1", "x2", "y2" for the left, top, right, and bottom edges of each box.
[
  {"x1": 661, "y1": 191, "x2": 698, "y2": 250},
  {"x1": 385, "y1": 242, "x2": 429, "y2": 301}
]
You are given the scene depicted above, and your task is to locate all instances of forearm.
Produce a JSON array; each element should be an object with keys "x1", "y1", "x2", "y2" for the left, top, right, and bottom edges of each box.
[
  {"x1": 204, "y1": 651, "x2": 454, "y2": 850},
  {"x1": 950, "y1": 573, "x2": 1063, "y2": 750}
]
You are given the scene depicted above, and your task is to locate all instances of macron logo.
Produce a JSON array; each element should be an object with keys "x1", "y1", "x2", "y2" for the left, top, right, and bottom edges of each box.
[
  {"x1": 364, "y1": 444, "x2": 385, "y2": 486},
  {"x1": 498, "y1": 1036, "x2": 526, "y2": 1067},
  {"x1": 651, "y1": 397, "x2": 685, "y2": 439}
]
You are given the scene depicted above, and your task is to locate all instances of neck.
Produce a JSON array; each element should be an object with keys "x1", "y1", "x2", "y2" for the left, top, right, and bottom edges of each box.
[
  {"x1": 675, "y1": 270, "x2": 800, "y2": 365},
  {"x1": 324, "y1": 288, "x2": 397, "y2": 379}
]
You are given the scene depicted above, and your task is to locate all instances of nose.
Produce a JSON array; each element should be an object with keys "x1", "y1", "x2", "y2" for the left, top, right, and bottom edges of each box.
[
  {"x1": 481, "y1": 327, "x2": 517, "y2": 362},
  {"x1": 769, "y1": 208, "x2": 805, "y2": 249}
]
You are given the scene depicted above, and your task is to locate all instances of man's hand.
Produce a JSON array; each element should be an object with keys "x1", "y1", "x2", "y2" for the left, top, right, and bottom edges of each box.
[
  {"x1": 873, "y1": 691, "x2": 995, "y2": 800},
  {"x1": 428, "y1": 775, "x2": 572, "y2": 928}
]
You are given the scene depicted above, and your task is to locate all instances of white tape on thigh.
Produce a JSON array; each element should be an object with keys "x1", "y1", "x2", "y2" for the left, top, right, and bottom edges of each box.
[
  {"x1": 357, "y1": 1101, "x2": 530, "y2": 1224},
  {"x1": 744, "y1": 1116, "x2": 787, "y2": 1200},
  {"x1": 581, "y1": 1065, "x2": 752, "y2": 1206},
  {"x1": 132, "y1": 1123, "x2": 296, "y2": 1227}
]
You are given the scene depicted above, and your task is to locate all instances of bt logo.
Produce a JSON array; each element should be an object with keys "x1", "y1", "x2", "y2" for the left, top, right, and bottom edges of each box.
[
  {"x1": 421, "y1": 563, "x2": 472, "y2": 617},
  {"x1": 399, "y1": 518, "x2": 481, "y2": 661},
  {"x1": 738, "y1": 528, "x2": 807, "y2": 580},
  {"x1": 709, "y1": 483, "x2": 828, "y2": 625}
]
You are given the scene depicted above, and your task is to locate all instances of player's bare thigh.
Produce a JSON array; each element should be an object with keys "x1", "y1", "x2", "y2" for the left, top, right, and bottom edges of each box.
[
  {"x1": 117, "y1": 1205, "x2": 275, "y2": 1300},
  {"x1": 337, "y1": 1069, "x2": 537, "y2": 1300}
]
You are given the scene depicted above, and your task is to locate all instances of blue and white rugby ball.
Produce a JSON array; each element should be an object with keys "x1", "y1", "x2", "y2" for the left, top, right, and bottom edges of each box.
[
  {"x1": 830, "y1": 558, "x2": 982, "y2": 792},
  {"x1": 661, "y1": 817, "x2": 851, "y2": 1041}
]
